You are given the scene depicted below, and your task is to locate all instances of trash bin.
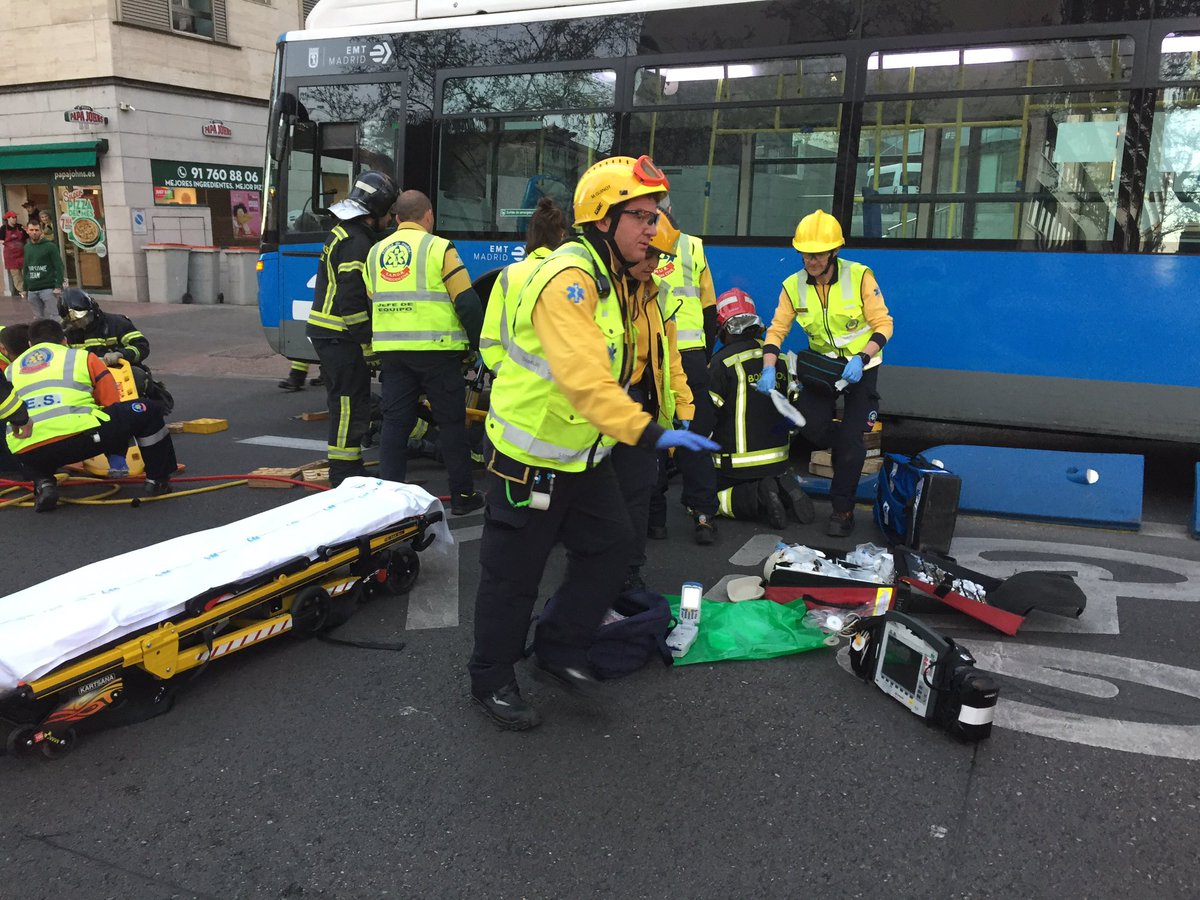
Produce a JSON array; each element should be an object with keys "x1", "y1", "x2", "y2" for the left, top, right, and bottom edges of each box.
[
  {"x1": 187, "y1": 246, "x2": 221, "y2": 304},
  {"x1": 143, "y1": 243, "x2": 191, "y2": 304},
  {"x1": 220, "y1": 247, "x2": 259, "y2": 306}
]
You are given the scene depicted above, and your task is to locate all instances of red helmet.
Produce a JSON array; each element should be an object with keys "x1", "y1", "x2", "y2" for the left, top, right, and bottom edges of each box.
[{"x1": 715, "y1": 288, "x2": 761, "y2": 334}]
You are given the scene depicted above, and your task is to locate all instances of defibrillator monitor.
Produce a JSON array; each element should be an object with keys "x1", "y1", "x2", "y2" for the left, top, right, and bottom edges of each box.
[{"x1": 872, "y1": 615, "x2": 946, "y2": 718}]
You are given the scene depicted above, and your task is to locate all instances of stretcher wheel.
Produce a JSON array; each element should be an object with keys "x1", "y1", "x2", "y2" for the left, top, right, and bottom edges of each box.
[
  {"x1": 384, "y1": 548, "x2": 420, "y2": 595},
  {"x1": 291, "y1": 586, "x2": 330, "y2": 634},
  {"x1": 39, "y1": 728, "x2": 77, "y2": 759},
  {"x1": 6, "y1": 726, "x2": 36, "y2": 757}
]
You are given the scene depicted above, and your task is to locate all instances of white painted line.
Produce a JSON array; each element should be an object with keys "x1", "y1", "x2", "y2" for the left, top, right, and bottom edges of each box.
[
  {"x1": 404, "y1": 524, "x2": 482, "y2": 631},
  {"x1": 1140, "y1": 520, "x2": 1191, "y2": 540},
  {"x1": 239, "y1": 435, "x2": 329, "y2": 452},
  {"x1": 729, "y1": 533, "x2": 782, "y2": 567}
]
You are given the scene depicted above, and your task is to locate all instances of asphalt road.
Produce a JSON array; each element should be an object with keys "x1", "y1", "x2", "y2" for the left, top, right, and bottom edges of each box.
[{"x1": 1, "y1": 302, "x2": 1199, "y2": 899}]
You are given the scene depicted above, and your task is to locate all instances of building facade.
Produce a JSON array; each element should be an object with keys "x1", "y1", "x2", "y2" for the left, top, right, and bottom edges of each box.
[{"x1": 0, "y1": 0, "x2": 314, "y2": 301}]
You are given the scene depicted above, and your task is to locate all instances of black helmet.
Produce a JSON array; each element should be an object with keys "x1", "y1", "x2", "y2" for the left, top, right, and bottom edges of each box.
[
  {"x1": 329, "y1": 170, "x2": 398, "y2": 221},
  {"x1": 58, "y1": 287, "x2": 99, "y2": 323}
]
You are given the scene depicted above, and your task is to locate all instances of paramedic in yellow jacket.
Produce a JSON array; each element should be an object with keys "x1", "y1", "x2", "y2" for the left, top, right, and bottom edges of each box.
[
  {"x1": 478, "y1": 196, "x2": 567, "y2": 374},
  {"x1": 757, "y1": 210, "x2": 894, "y2": 538},
  {"x1": 468, "y1": 156, "x2": 718, "y2": 731},
  {"x1": 611, "y1": 211, "x2": 694, "y2": 595}
]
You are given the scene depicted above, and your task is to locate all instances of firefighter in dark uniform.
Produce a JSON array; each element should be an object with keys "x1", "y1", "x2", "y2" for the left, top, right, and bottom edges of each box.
[
  {"x1": 306, "y1": 170, "x2": 399, "y2": 487},
  {"x1": 468, "y1": 156, "x2": 719, "y2": 730},
  {"x1": 59, "y1": 288, "x2": 151, "y2": 368},
  {"x1": 757, "y1": 210, "x2": 894, "y2": 537},
  {"x1": 7, "y1": 318, "x2": 177, "y2": 511},
  {"x1": 708, "y1": 289, "x2": 815, "y2": 527}
]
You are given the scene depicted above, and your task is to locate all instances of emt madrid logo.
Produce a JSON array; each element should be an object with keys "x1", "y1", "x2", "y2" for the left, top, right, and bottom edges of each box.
[{"x1": 380, "y1": 241, "x2": 413, "y2": 282}]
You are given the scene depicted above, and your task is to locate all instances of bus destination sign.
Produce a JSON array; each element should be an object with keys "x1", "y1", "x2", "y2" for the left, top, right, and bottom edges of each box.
[{"x1": 286, "y1": 37, "x2": 400, "y2": 76}]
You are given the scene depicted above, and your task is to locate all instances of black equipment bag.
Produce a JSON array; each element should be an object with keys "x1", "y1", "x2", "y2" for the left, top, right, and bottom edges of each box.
[
  {"x1": 793, "y1": 350, "x2": 847, "y2": 394},
  {"x1": 874, "y1": 453, "x2": 961, "y2": 554}
]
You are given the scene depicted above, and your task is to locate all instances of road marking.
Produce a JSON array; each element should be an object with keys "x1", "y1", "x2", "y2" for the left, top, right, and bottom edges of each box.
[
  {"x1": 970, "y1": 642, "x2": 1200, "y2": 761},
  {"x1": 1140, "y1": 520, "x2": 1191, "y2": 540},
  {"x1": 239, "y1": 435, "x2": 328, "y2": 452},
  {"x1": 404, "y1": 524, "x2": 482, "y2": 631},
  {"x1": 951, "y1": 538, "x2": 1200, "y2": 635},
  {"x1": 729, "y1": 534, "x2": 782, "y2": 567}
]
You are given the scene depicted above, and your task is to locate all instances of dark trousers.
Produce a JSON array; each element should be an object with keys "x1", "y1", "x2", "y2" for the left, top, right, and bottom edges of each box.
[
  {"x1": 792, "y1": 367, "x2": 880, "y2": 514},
  {"x1": 469, "y1": 455, "x2": 632, "y2": 695},
  {"x1": 611, "y1": 441, "x2": 658, "y2": 578},
  {"x1": 649, "y1": 348, "x2": 717, "y2": 519},
  {"x1": 379, "y1": 350, "x2": 473, "y2": 496},
  {"x1": 312, "y1": 338, "x2": 372, "y2": 484},
  {"x1": 18, "y1": 400, "x2": 177, "y2": 482}
]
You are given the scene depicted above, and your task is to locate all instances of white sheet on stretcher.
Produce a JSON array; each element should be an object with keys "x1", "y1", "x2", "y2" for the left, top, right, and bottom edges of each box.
[{"x1": 0, "y1": 477, "x2": 451, "y2": 694}]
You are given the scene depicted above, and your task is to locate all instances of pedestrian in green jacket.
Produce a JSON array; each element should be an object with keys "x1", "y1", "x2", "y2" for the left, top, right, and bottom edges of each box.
[{"x1": 21, "y1": 222, "x2": 66, "y2": 319}]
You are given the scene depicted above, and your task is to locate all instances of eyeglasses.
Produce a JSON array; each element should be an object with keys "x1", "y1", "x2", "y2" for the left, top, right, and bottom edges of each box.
[
  {"x1": 632, "y1": 155, "x2": 668, "y2": 188},
  {"x1": 621, "y1": 209, "x2": 661, "y2": 227},
  {"x1": 801, "y1": 252, "x2": 831, "y2": 261}
]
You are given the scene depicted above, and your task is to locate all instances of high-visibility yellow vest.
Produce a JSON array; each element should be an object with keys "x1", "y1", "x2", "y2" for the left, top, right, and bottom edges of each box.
[
  {"x1": 479, "y1": 245, "x2": 552, "y2": 373},
  {"x1": 782, "y1": 258, "x2": 877, "y2": 359},
  {"x1": 366, "y1": 228, "x2": 467, "y2": 351},
  {"x1": 7, "y1": 343, "x2": 107, "y2": 453},
  {"x1": 648, "y1": 278, "x2": 676, "y2": 428},
  {"x1": 486, "y1": 240, "x2": 625, "y2": 472},
  {"x1": 656, "y1": 233, "x2": 707, "y2": 351}
]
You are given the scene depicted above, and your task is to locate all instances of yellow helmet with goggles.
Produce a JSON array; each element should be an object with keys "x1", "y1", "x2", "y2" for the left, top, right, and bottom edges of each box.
[{"x1": 573, "y1": 155, "x2": 670, "y2": 226}]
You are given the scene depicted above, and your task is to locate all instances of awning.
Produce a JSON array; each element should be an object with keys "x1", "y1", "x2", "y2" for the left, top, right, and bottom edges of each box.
[{"x1": 0, "y1": 140, "x2": 108, "y2": 172}]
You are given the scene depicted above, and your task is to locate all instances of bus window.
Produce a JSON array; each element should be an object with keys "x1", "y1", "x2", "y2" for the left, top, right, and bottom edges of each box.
[
  {"x1": 283, "y1": 81, "x2": 405, "y2": 237},
  {"x1": 630, "y1": 55, "x2": 844, "y2": 238},
  {"x1": 855, "y1": 37, "x2": 1132, "y2": 244},
  {"x1": 437, "y1": 70, "x2": 616, "y2": 235}
]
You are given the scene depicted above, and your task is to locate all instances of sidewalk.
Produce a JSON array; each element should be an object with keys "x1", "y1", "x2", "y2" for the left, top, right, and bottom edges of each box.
[{"x1": 0, "y1": 295, "x2": 285, "y2": 379}]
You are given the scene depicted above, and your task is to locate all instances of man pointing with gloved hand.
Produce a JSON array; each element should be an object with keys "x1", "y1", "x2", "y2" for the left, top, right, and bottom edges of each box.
[{"x1": 469, "y1": 155, "x2": 718, "y2": 731}]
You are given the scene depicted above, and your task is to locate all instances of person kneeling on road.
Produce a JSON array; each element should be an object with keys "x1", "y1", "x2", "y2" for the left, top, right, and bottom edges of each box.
[
  {"x1": 469, "y1": 155, "x2": 718, "y2": 731},
  {"x1": 708, "y1": 289, "x2": 815, "y2": 528},
  {"x1": 6, "y1": 318, "x2": 178, "y2": 512}
]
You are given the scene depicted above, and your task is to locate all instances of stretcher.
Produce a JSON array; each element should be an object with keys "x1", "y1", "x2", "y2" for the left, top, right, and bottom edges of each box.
[{"x1": 0, "y1": 477, "x2": 449, "y2": 759}]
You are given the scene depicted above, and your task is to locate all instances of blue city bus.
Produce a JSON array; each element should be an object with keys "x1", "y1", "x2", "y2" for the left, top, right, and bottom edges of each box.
[{"x1": 258, "y1": 0, "x2": 1200, "y2": 442}]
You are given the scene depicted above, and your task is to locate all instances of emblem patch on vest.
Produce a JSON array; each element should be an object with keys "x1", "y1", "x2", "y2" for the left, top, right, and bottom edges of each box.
[
  {"x1": 379, "y1": 241, "x2": 413, "y2": 283},
  {"x1": 566, "y1": 283, "x2": 585, "y2": 303},
  {"x1": 654, "y1": 259, "x2": 675, "y2": 279},
  {"x1": 19, "y1": 348, "x2": 52, "y2": 374}
]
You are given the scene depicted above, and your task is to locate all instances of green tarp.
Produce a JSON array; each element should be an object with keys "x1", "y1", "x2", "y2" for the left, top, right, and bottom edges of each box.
[{"x1": 667, "y1": 596, "x2": 830, "y2": 666}]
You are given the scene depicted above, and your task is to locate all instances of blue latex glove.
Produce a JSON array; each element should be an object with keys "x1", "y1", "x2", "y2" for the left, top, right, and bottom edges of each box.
[
  {"x1": 655, "y1": 429, "x2": 720, "y2": 453},
  {"x1": 755, "y1": 364, "x2": 776, "y2": 394},
  {"x1": 680, "y1": 420, "x2": 691, "y2": 431},
  {"x1": 841, "y1": 355, "x2": 865, "y2": 384}
]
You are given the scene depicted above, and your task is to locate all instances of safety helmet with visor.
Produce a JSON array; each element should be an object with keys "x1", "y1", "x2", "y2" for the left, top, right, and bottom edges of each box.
[
  {"x1": 648, "y1": 207, "x2": 681, "y2": 258},
  {"x1": 792, "y1": 209, "x2": 844, "y2": 254},
  {"x1": 58, "y1": 287, "x2": 99, "y2": 330},
  {"x1": 714, "y1": 288, "x2": 762, "y2": 336},
  {"x1": 329, "y1": 170, "x2": 399, "y2": 221},
  {"x1": 573, "y1": 155, "x2": 669, "y2": 226}
]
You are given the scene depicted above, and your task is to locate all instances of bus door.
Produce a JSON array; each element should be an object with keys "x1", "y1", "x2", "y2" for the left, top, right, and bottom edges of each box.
[{"x1": 266, "y1": 73, "x2": 408, "y2": 361}]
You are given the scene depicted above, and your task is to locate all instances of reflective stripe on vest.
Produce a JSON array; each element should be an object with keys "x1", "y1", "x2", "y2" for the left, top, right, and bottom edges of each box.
[
  {"x1": 782, "y1": 258, "x2": 876, "y2": 359},
  {"x1": 486, "y1": 239, "x2": 623, "y2": 472},
  {"x1": 480, "y1": 246, "x2": 552, "y2": 373},
  {"x1": 715, "y1": 446, "x2": 790, "y2": 468},
  {"x1": 367, "y1": 229, "x2": 467, "y2": 351},
  {"x1": 7, "y1": 344, "x2": 106, "y2": 453},
  {"x1": 660, "y1": 234, "x2": 707, "y2": 351}
]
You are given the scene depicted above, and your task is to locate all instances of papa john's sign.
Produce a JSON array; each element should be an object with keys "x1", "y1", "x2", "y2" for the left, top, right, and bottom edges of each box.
[
  {"x1": 64, "y1": 105, "x2": 108, "y2": 126},
  {"x1": 201, "y1": 120, "x2": 233, "y2": 139}
]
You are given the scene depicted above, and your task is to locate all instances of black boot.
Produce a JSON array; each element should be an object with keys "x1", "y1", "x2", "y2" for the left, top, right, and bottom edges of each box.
[
  {"x1": 757, "y1": 478, "x2": 787, "y2": 529},
  {"x1": 33, "y1": 478, "x2": 59, "y2": 513},
  {"x1": 826, "y1": 510, "x2": 854, "y2": 537},
  {"x1": 778, "y1": 472, "x2": 816, "y2": 525},
  {"x1": 277, "y1": 368, "x2": 306, "y2": 391},
  {"x1": 472, "y1": 680, "x2": 541, "y2": 731}
]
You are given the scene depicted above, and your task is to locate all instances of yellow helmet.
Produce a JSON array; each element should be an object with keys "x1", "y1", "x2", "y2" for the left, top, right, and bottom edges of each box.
[
  {"x1": 573, "y1": 155, "x2": 670, "y2": 226},
  {"x1": 649, "y1": 207, "x2": 681, "y2": 257},
  {"x1": 792, "y1": 210, "x2": 844, "y2": 254}
]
